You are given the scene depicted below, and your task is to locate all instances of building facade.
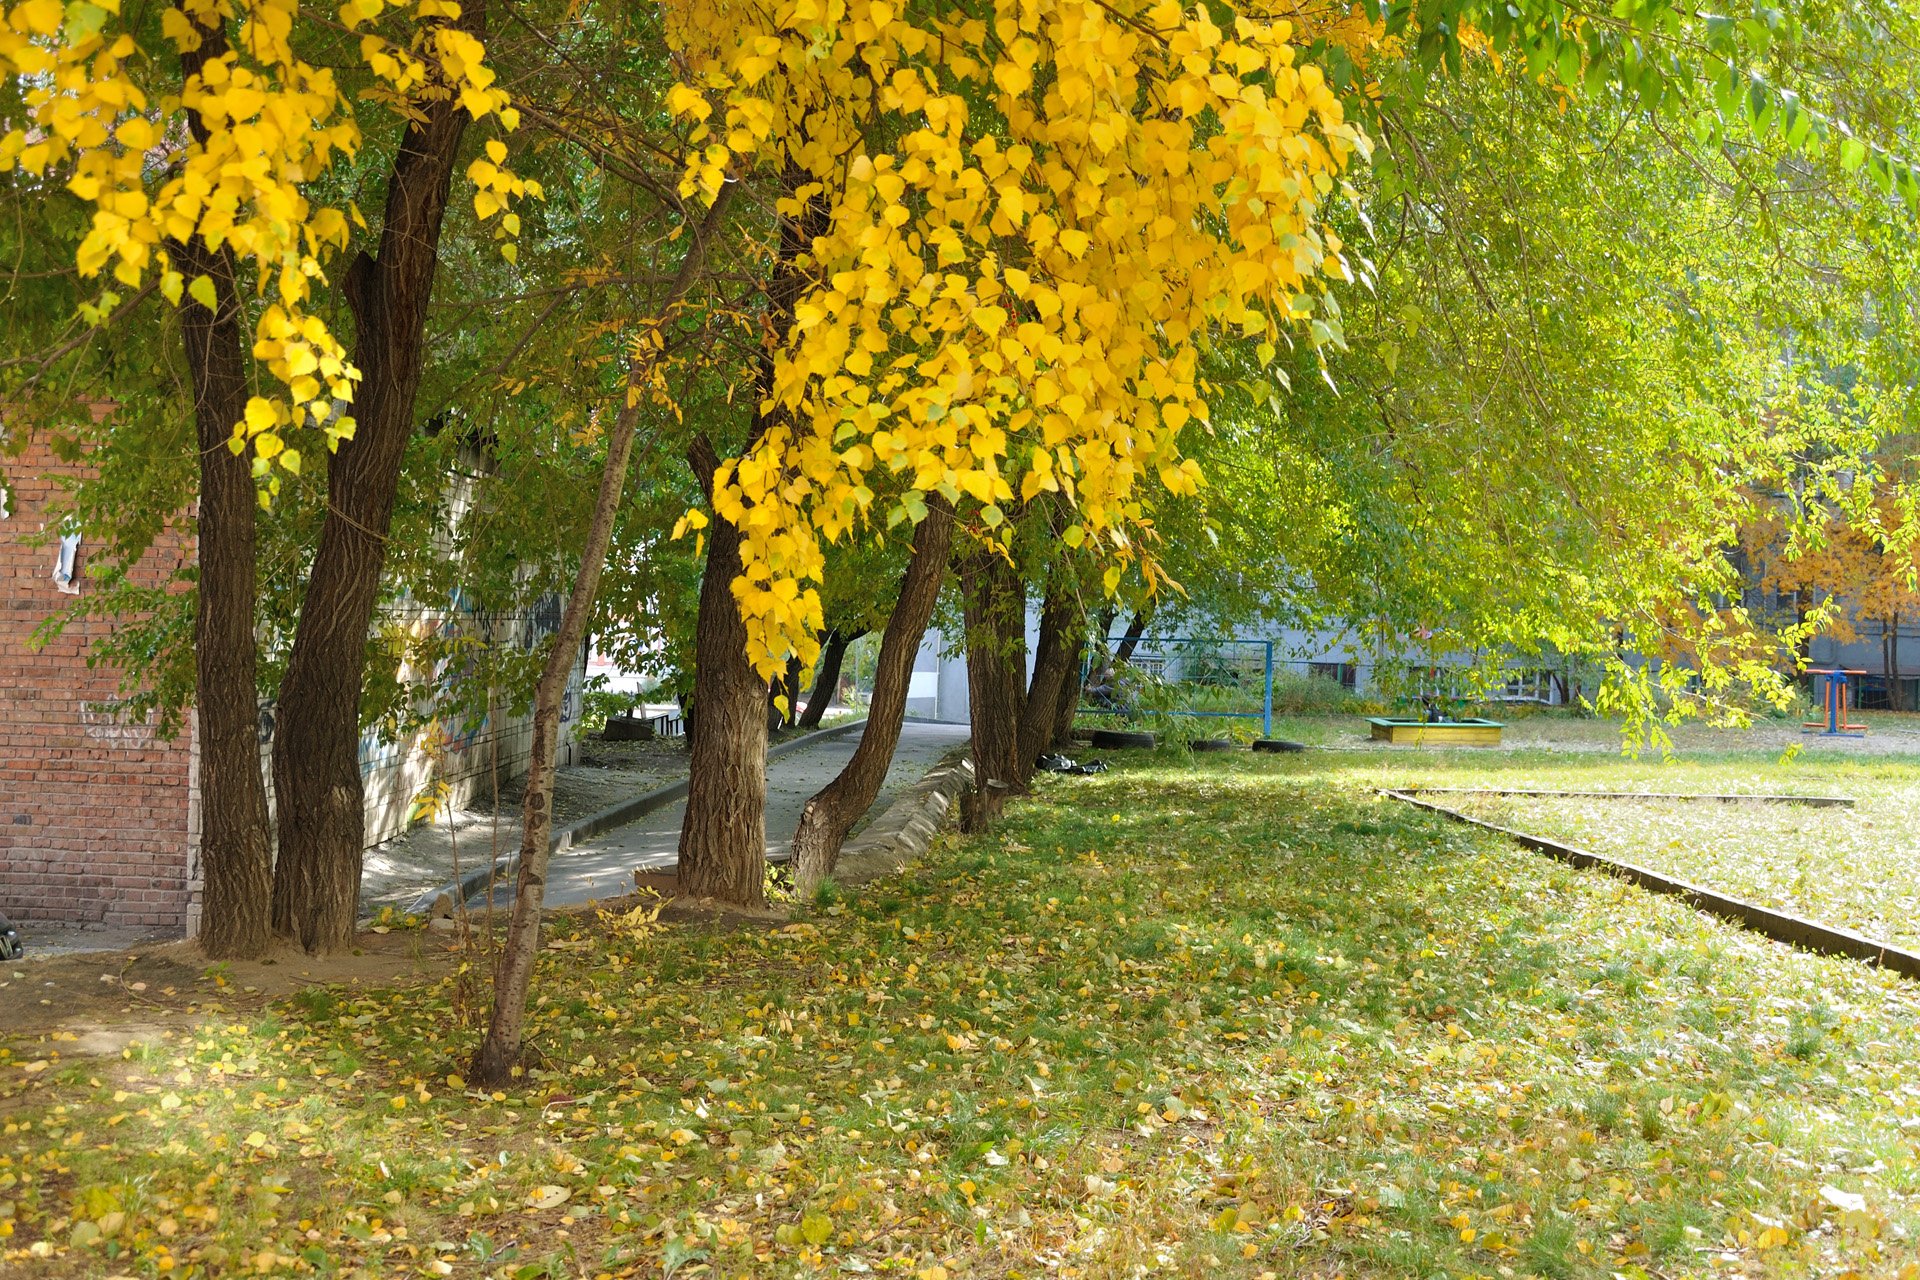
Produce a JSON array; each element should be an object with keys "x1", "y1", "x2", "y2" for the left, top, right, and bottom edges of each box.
[
  {"x1": 1, "y1": 436, "x2": 197, "y2": 931},
  {"x1": 1, "y1": 434, "x2": 580, "y2": 937}
]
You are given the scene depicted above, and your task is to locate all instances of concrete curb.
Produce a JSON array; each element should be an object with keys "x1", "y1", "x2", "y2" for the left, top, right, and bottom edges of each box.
[
  {"x1": 408, "y1": 718, "x2": 870, "y2": 917},
  {"x1": 1383, "y1": 788, "x2": 1920, "y2": 979},
  {"x1": 830, "y1": 752, "x2": 974, "y2": 890},
  {"x1": 1396, "y1": 786, "x2": 1853, "y2": 808}
]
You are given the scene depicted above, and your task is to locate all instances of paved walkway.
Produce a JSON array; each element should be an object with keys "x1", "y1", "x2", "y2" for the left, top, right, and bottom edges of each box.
[{"x1": 477, "y1": 719, "x2": 971, "y2": 908}]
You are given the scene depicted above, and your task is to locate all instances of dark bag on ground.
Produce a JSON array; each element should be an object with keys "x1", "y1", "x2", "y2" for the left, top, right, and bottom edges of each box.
[{"x1": 1036, "y1": 753, "x2": 1109, "y2": 776}]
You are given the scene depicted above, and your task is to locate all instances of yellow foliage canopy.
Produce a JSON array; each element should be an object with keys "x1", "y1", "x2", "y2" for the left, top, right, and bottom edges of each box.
[
  {"x1": 1749, "y1": 481, "x2": 1920, "y2": 640},
  {"x1": 665, "y1": 0, "x2": 1377, "y2": 675},
  {"x1": 0, "y1": 0, "x2": 527, "y2": 487}
]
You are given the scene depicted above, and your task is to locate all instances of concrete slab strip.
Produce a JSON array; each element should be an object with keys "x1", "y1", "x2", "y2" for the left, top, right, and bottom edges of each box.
[
  {"x1": 831, "y1": 753, "x2": 974, "y2": 890},
  {"x1": 1397, "y1": 786, "x2": 1853, "y2": 808},
  {"x1": 1382, "y1": 788, "x2": 1920, "y2": 980}
]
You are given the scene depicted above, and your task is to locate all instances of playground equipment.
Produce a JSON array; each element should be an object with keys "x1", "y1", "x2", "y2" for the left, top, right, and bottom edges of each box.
[
  {"x1": 1803, "y1": 668, "x2": 1868, "y2": 737},
  {"x1": 1366, "y1": 716, "x2": 1504, "y2": 746}
]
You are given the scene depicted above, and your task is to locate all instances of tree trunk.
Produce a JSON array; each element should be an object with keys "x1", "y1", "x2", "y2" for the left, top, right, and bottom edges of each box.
[
  {"x1": 1018, "y1": 558, "x2": 1082, "y2": 785},
  {"x1": 173, "y1": 8, "x2": 273, "y2": 958},
  {"x1": 791, "y1": 501, "x2": 953, "y2": 891},
  {"x1": 676, "y1": 436, "x2": 771, "y2": 906},
  {"x1": 781, "y1": 654, "x2": 804, "y2": 728},
  {"x1": 470, "y1": 373, "x2": 645, "y2": 1088},
  {"x1": 269, "y1": 69, "x2": 476, "y2": 952},
  {"x1": 471, "y1": 184, "x2": 736, "y2": 1088},
  {"x1": 959, "y1": 545, "x2": 1026, "y2": 831},
  {"x1": 1113, "y1": 609, "x2": 1151, "y2": 665},
  {"x1": 1051, "y1": 650, "x2": 1083, "y2": 748},
  {"x1": 675, "y1": 163, "x2": 823, "y2": 903},
  {"x1": 1886, "y1": 614, "x2": 1902, "y2": 712},
  {"x1": 798, "y1": 627, "x2": 861, "y2": 728}
]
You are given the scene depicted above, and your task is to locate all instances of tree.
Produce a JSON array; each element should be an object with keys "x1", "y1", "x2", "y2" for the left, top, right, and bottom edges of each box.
[
  {"x1": 269, "y1": 2, "x2": 510, "y2": 951},
  {"x1": 1103, "y1": 28, "x2": 1920, "y2": 737},
  {"x1": 173, "y1": 8, "x2": 274, "y2": 958},
  {"x1": 1749, "y1": 475, "x2": 1920, "y2": 709},
  {"x1": 0, "y1": 0, "x2": 525, "y2": 953},
  {"x1": 662, "y1": 0, "x2": 1920, "y2": 866},
  {"x1": 661, "y1": 0, "x2": 1366, "y2": 884},
  {"x1": 790, "y1": 495, "x2": 952, "y2": 890},
  {"x1": 473, "y1": 183, "x2": 740, "y2": 1084}
]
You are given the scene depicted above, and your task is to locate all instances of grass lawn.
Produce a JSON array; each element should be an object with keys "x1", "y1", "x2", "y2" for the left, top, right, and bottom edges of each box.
[
  {"x1": 5, "y1": 742, "x2": 1920, "y2": 1278},
  {"x1": 1278, "y1": 710, "x2": 1920, "y2": 953}
]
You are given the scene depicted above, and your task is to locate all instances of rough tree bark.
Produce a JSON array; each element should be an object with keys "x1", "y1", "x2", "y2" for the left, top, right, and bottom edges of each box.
[
  {"x1": 790, "y1": 500, "x2": 954, "y2": 891},
  {"x1": 675, "y1": 436, "x2": 772, "y2": 905},
  {"x1": 174, "y1": 6, "x2": 273, "y2": 959},
  {"x1": 959, "y1": 544, "x2": 1026, "y2": 831},
  {"x1": 269, "y1": 62, "x2": 477, "y2": 952},
  {"x1": 1017, "y1": 557, "x2": 1082, "y2": 787},
  {"x1": 798, "y1": 627, "x2": 862, "y2": 728},
  {"x1": 471, "y1": 185, "x2": 735, "y2": 1087},
  {"x1": 675, "y1": 164, "x2": 824, "y2": 902},
  {"x1": 1050, "y1": 647, "x2": 1083, "y2": 748}
]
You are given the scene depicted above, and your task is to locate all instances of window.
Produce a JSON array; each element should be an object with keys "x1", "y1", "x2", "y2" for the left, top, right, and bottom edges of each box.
[{"x1": 1309, "y1": 661, "x2": 1356, "y2": 689}]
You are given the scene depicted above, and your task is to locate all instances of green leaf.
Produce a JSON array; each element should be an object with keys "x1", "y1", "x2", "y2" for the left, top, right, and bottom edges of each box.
[{"x1": 187, "y1": 274, "x2": 218, "y2": 311}]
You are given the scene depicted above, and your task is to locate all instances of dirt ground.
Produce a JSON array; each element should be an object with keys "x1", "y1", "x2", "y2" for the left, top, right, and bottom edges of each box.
[
  {"x1": 0, "y1": 926, "x2": 465, "y2": 1050},
  {"x1": 0, "y1": 888, "x2": 801, "y2": 1058}
]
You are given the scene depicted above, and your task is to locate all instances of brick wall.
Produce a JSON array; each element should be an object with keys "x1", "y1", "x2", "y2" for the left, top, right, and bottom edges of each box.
[
  {"x1": 1, "y1": 434, "x2": 579, "y2": 936},
  {"x1": 0, "y1": 436, "x2": 195, "y2": 931}
]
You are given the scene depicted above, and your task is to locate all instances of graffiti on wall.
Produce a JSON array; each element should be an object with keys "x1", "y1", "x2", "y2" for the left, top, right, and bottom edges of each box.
[{"x1": 81, "y1": 705, "x2": 155, "y2": 747}]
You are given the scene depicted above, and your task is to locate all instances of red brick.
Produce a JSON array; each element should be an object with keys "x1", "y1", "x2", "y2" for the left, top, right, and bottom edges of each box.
[{"x1": 1, "y1": 435, "x2": 192, "y2": 931}]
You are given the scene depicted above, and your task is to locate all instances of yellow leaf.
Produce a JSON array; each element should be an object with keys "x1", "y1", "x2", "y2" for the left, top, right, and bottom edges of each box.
[
  {"x1": 244, "y1": 397, "x2": 277, "y2": 436},
  {"x1": 187, "y1": 274, "x2": 218, "y2": 311},
  {"x1": 17, "y1": 0, "x2": 61, "y2": 35}
]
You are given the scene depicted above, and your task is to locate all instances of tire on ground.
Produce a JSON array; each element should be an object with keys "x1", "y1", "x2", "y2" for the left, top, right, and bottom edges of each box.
[{"x1": 1090, "y1": 729, "x2": 1158, "y2": 750}]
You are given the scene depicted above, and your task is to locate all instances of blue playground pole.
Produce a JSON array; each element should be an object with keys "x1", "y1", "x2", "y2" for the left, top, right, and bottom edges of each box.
[
  {"x1": 1262, "y1": 641, "x2": 1274, "y2": 738},
  {"x1": 1804, "y1": 668, "x2": 1867, "y2": 736}
]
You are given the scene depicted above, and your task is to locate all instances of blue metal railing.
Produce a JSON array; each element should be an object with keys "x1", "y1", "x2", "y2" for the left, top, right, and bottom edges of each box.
[{"x1": 1079, "y1": 636, "x2": 1276, "y2": 738}]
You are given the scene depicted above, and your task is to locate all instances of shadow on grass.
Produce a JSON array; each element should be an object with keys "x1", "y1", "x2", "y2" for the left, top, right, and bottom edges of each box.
[{"x1": 3, "y1": 752, "x2": 1918, "y2": 1278}]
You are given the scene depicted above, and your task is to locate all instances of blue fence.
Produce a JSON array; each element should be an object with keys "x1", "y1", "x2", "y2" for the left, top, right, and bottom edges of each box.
[{"x1": 1080, "y1": 636, "x2": 1276, "y2": 738}]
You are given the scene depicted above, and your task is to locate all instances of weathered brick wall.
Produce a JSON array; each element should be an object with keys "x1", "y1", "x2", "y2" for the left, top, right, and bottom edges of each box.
[{"x1": 0, "y1": 436, "x2": 195, "y2": 930}]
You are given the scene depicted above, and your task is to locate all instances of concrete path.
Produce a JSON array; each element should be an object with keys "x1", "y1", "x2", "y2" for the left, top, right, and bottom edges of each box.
[{"x1": 478, "y1": 719, "x2": 971, "y2": 908}]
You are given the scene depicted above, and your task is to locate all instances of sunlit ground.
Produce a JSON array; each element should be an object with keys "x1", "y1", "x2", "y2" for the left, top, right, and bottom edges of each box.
[{"x1": 4, "y1": 721, "x2": 1919, "y2": 1278}]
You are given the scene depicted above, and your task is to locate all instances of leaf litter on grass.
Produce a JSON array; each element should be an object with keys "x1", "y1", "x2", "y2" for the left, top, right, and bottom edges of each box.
[{"x1": 1, "y1": 752, "x2": 1918, "y2": 1278}]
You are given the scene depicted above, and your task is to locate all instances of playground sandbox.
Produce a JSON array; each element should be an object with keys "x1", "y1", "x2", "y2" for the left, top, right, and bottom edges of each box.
[{"x1": 1366, "y1": 716, "x2": 1504, "y2": 746}]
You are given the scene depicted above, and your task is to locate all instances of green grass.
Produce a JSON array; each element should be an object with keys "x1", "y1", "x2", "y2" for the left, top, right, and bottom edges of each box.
[
  {"x1": 1433, "y1": 789, "x2": 1920, "y2": 950},
  {"x1": 5, "y1": 745, "x2": 1920, "y2": 1278},
  {"x1": 1269, "y1": 709, "x2": 1920, "y2": 950}
]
